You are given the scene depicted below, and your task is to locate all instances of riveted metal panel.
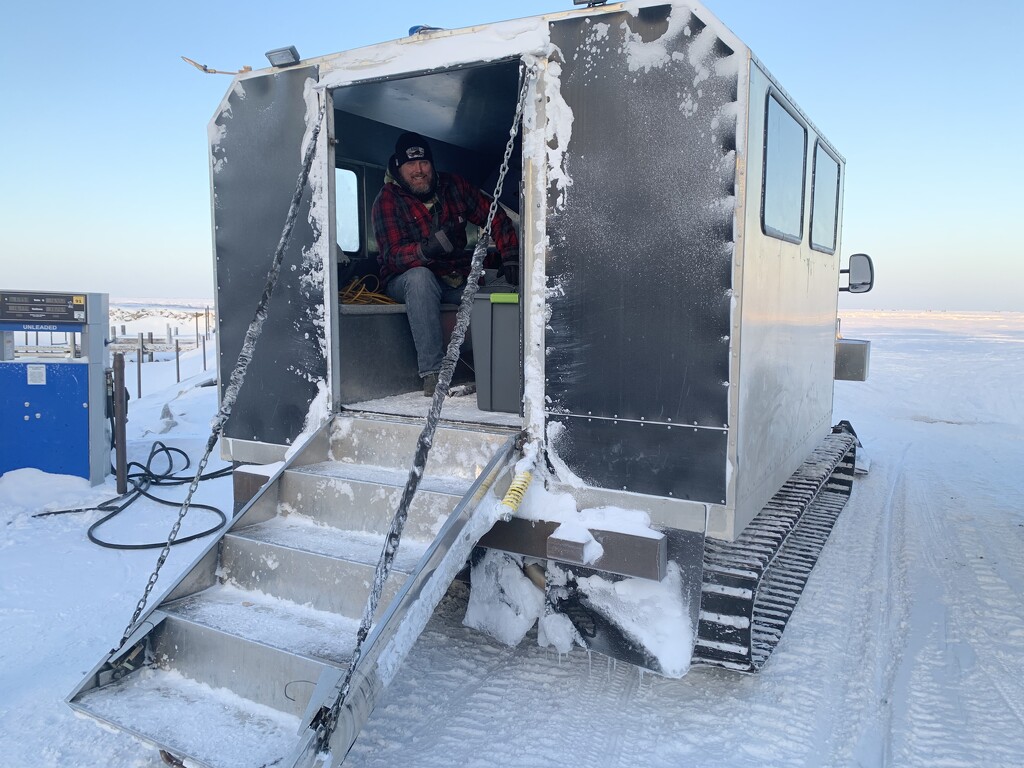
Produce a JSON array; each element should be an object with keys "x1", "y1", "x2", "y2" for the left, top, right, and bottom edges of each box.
[
  {"x1": 548, "y1": 415, "x2": 728, "y2": 502},
  {"x1": 211, "y1": 66, "x2": 324, "y2": 447},
  {"x1": 545, "y1": 6, "x2": 737, "y2": 501}
]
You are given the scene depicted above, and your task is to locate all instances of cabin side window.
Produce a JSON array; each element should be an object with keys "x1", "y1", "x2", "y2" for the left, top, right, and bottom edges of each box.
[
  {"x1": 336, "y1": 167, "x2": 361, "y2": 254},
  {"x1": 761, "y1": 93, "x2": 807, "y2": 243},
  {"x1": 810, "y1": 142, "x2": 840, "y2": 254}
]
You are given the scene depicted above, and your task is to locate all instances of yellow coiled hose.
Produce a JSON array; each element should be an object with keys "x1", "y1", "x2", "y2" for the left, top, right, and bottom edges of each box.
[{"x1": 500, "y1": 470, "x2": 532, "y2": 518}]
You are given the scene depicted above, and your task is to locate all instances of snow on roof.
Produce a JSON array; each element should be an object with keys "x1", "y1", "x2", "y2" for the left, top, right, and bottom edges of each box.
[{"x1": 234, "y1": 1, "x2": 751, "y2": 90}]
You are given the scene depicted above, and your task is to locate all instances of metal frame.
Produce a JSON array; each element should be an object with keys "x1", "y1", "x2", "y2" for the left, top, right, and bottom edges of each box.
[{"x1": 207, "y1": 0, "x2": 852, "y2": 544}]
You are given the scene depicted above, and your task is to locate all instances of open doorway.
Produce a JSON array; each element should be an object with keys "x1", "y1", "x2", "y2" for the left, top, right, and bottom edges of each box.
[{"x1": 329, "y1": 58, "x2": 524, "y2": 427}]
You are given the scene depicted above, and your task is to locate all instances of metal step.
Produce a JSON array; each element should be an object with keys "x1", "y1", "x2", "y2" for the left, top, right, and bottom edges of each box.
[
  {"x1": 220, "y1": 519, "x2": 415, "y2": 618},
  {"x1": 162, "y1": 583, "x2": 360, "y2": 666},
  {"x1": 278, "y1": 461, "x2": 472, "y2": 540},
  {"x1": 143, "y1": 615, "x2": 332, "y2": 716},
  {"x1": 330, "y1": 413, "x2": 514, "y2": 478},
  {"x1": 74, "y1": 662, "x2": 303, "y2": 768}
]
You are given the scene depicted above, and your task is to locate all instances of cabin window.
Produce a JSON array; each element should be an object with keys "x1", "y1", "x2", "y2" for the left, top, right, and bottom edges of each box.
[
  {"x1": 761, "y1": 93, "x2": 807, "y2": 243},
  {"x1": 336, "y1": 167, "x2": 360, "y2": 254},
  {"x1": 810, "y1": 142, "x2": 840, "y2": 253}
]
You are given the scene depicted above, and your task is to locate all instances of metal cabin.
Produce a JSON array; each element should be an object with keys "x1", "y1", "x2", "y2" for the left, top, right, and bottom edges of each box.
[
  {"x1": 212, "y1": 1, "x2": 856, "y2": 540},
  {"x1": 69, "y1": 3, "x2": 872, "y2": 766}
]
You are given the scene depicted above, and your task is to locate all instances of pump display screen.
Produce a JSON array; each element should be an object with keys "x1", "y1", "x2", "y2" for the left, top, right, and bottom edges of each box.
[{"x1": 0, "y1": 292, "x2": 87, "y2": 324}]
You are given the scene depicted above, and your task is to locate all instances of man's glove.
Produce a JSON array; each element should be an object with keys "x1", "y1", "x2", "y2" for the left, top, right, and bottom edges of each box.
[
  {"x1": 419, "y1": 226, "x2": 456, "y2": 261},
  {"x1": 501, "y1": 258, "x2": 519, "y2": 287}
]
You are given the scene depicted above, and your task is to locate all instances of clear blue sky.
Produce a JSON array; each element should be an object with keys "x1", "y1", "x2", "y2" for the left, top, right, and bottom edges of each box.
[{"x1": 1, "y1": 0, "x2": 1021, "y2": 310}]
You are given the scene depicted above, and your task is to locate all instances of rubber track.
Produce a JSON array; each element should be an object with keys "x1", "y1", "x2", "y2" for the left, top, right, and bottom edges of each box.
[{"x1": 693, "y1": 430, "x2": 857, "y2": 672}]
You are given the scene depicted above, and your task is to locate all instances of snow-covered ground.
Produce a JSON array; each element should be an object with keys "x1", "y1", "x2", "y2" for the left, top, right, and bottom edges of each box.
[{"x1": 1, "y1": 310, "x2": 1022, "y2": 767}]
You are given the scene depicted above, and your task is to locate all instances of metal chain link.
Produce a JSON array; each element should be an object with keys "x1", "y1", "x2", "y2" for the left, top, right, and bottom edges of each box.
[
  {"x1": 315, "y1": 63, "x2": 537, "y2": 753},
  {"x1": 112, "y1": 97, "x2": 329, "y2": 656}
]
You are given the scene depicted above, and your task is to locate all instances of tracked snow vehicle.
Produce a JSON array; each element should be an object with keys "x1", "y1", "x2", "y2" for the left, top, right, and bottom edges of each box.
[{"x1": 70, "y1": 2, "x2": 873, "y2": 765}]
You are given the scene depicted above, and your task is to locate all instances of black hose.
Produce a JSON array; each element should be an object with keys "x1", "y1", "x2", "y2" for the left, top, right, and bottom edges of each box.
[{"x1": 32, "y1": 441, "x2": 231, "y2": 549}]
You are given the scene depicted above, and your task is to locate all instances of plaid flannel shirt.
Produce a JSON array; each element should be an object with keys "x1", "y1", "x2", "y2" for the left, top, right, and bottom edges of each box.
[{"x1": 371, "y1": 171, "x2": 519, "y2": 286}]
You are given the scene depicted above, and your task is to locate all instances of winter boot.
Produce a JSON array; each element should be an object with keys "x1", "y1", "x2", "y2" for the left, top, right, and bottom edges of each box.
[{"x1": 423, "y1": 372, "x2": 439, "y2": 397}]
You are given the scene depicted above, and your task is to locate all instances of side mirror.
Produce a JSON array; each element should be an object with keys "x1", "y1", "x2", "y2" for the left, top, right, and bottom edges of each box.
[{"x1": 840, "y1": 253, "x2": 874, "y2": 294}]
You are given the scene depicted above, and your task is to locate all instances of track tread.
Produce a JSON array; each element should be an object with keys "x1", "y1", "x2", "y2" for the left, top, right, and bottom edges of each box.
[{"x1": 693, "y1": 430, "x2": 857, "y2": 672}]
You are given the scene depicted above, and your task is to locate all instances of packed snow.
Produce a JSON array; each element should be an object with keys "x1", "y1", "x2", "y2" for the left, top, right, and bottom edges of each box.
[{"x1": 2, "y1": 309, "x2": 1023, "y2": 767}]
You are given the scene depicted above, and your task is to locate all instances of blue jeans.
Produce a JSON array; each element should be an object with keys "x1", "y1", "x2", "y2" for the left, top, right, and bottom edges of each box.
[{"x1": 386, "y1": 267, "x2": 467, "y2": 377}]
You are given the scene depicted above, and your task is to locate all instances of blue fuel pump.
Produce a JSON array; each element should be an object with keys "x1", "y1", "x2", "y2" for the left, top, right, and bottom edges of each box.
[{"x1": 0, "y1": 290, "x2": 110, "y2": 485}]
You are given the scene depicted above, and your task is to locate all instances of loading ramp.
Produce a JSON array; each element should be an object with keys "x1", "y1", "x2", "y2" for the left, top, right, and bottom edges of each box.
[{"x1": 69, "y1": 412, "x2": 519, "y2": 768}]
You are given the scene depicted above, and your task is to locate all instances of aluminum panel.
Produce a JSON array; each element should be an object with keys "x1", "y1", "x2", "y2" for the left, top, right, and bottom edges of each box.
[
  {"x1": 729, "y1": 64, "x2": 844, "y2": 534},
  {"x1": 545, "y1": 7, "x2": 737, "y2": 500},
  {"x1": 548, "y1": 415, "x2": 728, "y2": 503},
  {"x1": 211, "y1": 66, "x2": 325, "y2": 446}
]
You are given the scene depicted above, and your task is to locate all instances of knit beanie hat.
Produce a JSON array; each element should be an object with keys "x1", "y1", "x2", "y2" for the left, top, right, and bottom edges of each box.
[{"x1": 391, "y1": 132, "x2": 433, "y2": 171}]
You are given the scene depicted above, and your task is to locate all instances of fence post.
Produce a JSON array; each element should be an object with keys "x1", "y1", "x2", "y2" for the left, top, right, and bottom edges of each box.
[
  {"x1": 166, "y1": 323, "x2": 172, "y2": 344},
  {"x1": 137, "y1": 333, "x2": 143, "y2": 399},
  {"x1": 205, "y1": 306, "x2": 210, "y2": 339},
  {"x1": 175, "y1": 339, "x2": 180, "y2": 383},
  {"x1": 201, "y1": 333, "x2": 207, "y2": 371}
]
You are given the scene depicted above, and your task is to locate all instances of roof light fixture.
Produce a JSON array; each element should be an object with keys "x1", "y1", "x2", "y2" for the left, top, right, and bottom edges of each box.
[{"x1": 265, "y1": 46, "x2": 300, "y2": 67}]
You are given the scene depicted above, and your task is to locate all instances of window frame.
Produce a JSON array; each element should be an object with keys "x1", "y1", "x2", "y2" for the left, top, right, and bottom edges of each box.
[
  {"x1": 809, "y1": 139, "x2": 841, "y2": 255},
  {"x1": 335, "y1": 164, "x2": 364, "y2": 256},
  {"x1": 760, "y1": 89, "x2": 808, "y2": 245}
]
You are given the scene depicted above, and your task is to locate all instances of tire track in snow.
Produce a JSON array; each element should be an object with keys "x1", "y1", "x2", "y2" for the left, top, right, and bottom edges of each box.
[
  {"x1": 349, "y1": 590, "x2": 642, "y2": 767},
  {"x1": 885, "y1": 434, "x2": 1024, "y2": 767},
  {"x1": 782, "y1": 444, "x2": 912, "y2": 768},
  {"x1": 869, "y1": 444, "x2": 914, "y2": 767},
  {"x1": 549, "y1": 653, "x2": 638, "y2": 766}
]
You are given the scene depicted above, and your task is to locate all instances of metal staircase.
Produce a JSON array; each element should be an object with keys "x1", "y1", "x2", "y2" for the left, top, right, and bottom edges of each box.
[{"x1": 69, "y1": 412, "x2": 519, "y2": 768}]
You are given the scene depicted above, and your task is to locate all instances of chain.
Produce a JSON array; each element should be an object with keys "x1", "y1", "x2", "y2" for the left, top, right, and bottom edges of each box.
[
  {"x1": 484, "y1": 67, "x2": 532, "y2": 243},
  {"x1": 314, "y1": 63, "x2": 537, "y2": 754},
  {"x1": 111, "y1": 96, "x2": 329, "y2": 656}
]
